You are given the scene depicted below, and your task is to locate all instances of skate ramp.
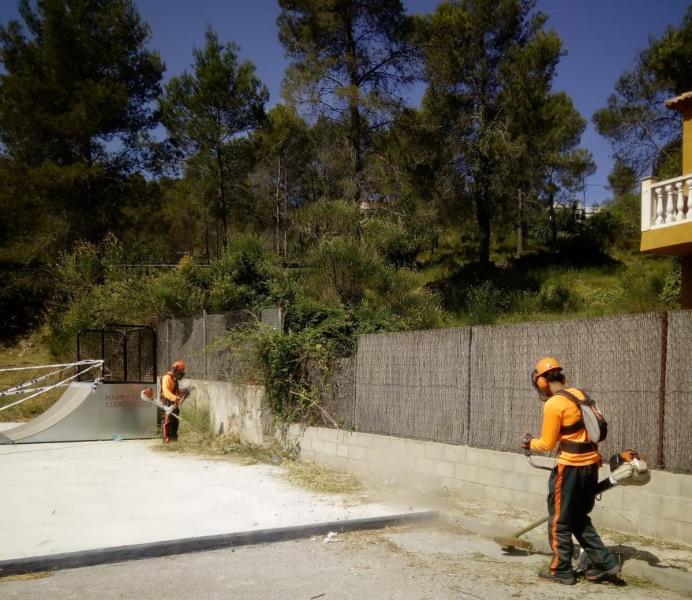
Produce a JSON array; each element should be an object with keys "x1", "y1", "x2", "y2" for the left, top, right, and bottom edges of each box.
[{"x1": 0, "y1": 382, "x2": 157, "y2": 444}]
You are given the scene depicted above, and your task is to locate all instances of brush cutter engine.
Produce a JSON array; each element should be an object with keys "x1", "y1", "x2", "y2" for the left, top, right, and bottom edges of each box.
[{"x1": 607, "y1": 450, "x2": 651, "y2": 487}]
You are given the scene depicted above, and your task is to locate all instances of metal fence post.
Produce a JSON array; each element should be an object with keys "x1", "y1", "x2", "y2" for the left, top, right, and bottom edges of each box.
[
  {"x1": 465, "y1": 327, "x2": 472, "y2": 447},
  {"x1": 352, "y1": 348, "x2": 358, "y2": 430},
  {"x1": 657, "y1": 311, "x2": 668, "y2": 469},
  {"x1": 203, "y1": 310, "x2": 207, "y2": 379},
  {"x1": 167, "y1": 320, "x2": 171, "y2": 372}
]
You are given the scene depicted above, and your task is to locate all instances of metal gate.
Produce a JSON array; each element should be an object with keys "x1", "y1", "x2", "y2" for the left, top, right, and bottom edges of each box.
[{"x1": 77, "y1": 324, "x2": 157, "y2": 384}]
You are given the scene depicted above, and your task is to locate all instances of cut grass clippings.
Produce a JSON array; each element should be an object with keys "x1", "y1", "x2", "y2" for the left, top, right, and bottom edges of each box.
[
  {"x1": 155, "y1": 403, "x2": 362, "y2": 496},
  {"x1": 284, "y1": 460, "x2": 362, "y2": 495},
  {"x1": 0, "y1": 571, "x2": 53, "y2": 582}
]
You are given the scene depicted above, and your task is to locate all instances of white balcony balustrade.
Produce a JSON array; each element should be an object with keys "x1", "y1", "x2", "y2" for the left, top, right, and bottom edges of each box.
[{"x1": 641, "y1": 174, "x2": 692, "y2": 232}]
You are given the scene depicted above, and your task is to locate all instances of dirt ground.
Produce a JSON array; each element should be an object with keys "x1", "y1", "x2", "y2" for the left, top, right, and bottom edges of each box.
[{"x1": 1, "y1": 524, "x2": 690, "y2": 600}]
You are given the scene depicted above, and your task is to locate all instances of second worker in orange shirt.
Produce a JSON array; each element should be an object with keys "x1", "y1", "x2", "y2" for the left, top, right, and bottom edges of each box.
[{"x1": 160, "y1": 360, "x2": 188, "y2": 443}]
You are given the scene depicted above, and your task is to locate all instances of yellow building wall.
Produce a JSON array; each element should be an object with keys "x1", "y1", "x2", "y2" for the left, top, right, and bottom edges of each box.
[
  {"x1": 683, "y1": 105, "x2": 692, "y2": 175},
  {"x1": 640, "y1": 221, "x2": 692, "y2": 254}
]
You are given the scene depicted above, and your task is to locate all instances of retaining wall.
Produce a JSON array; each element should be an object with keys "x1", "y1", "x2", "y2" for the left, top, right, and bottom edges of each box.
[
  {"x1": 287, "y1": 425, "x2": 692, "y2": 547},
  {"x1": 185, "y1": 379, "x2": 271, "y2": 444}
]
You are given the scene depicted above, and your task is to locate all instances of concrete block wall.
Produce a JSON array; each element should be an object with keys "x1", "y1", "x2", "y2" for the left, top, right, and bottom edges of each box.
[
  {"x1": 287, "y1": 425, "x2": 692, "y2": 547},
  {"x1": 186, "y1": 379, "x2": 272, "y2": 444}
]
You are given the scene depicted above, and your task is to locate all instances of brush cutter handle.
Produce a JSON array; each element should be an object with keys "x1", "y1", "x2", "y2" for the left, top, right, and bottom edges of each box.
[{"x1": 526, "y1": 452, "x2": 554, "y2": 472}]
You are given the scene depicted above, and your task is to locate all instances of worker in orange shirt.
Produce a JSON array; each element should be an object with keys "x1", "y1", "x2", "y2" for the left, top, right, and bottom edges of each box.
[
  {"x1": 160, "y1": 360, "x2": 188, "y2": 443},
  {"x1": 521, "y1": 357, "x2": 620, "y2": 585}
]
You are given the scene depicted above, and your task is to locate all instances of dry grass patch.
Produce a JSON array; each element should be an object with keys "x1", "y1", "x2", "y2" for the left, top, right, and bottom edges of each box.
[
  {"x1": 0, "y1": 335, "x2": 64, "y2": 422},
  {"x1": 0, "y1": 571, "x2": 53, "y2": 582},
  {"x1": 155, "y1": 404, "x2": 363, "y2": 495},
  {"x1": 284, "y1": 460, "x2": 362, "y2": 495}
]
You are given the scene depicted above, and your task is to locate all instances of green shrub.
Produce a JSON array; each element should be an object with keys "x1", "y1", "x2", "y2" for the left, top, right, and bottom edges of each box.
[
  {"x1": 465, "y1": 281, "x2": 507, "y2": 325},
  {"x1": 362, "y1": 216, "x2": 432, "y2": 269},
  {"x1": 620, "y1": 258, "x2": 670, "y2": 312},
  {"x1": 537, "y1": 283, "x2": 581, "y2": 312},
  {"x1": 659, "y1": 258, "x2": 681, "y2": 309}
]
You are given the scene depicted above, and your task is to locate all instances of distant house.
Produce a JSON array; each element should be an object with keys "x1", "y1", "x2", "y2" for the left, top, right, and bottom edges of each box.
[
  {"x1": 554, "y1": 199, "x2": 602, "y2": 219},
  {"x1": 640, "y1": 91, "x2": 692, "y2": 309}
]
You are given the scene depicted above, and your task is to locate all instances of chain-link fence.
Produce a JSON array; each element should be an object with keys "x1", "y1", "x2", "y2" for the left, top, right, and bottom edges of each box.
[{"x1": 156, "y1": 309, "x2": 284, "y2": 380}]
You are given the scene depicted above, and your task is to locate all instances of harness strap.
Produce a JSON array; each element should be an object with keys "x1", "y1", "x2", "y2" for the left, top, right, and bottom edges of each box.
[
  {"x1": 555, "y1": 388, "x2": 591, "y2": 405},
  {"x1": 556, "y1": 387, "x2": 589, "y2": 438},
  {"x1": 559, "y1": 440, "x2": 597, "y2": 454},
  {"x1": 560, "y1": 419, "x2": 585, "y2": 435}
]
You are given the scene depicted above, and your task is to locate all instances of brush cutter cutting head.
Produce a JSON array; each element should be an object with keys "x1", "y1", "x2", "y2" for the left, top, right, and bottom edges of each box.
[{"x1": 493, "y1": 536, "x2": 534, "y2": 551}]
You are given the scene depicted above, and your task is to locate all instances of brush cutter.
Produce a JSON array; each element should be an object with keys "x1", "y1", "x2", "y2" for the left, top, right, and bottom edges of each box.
[
  {"x1": 140, "y1": 386, "x2": 192, "y2": 420},
  {"x1": 493, "y1": 450, "x2": 650, "y2": 551}
]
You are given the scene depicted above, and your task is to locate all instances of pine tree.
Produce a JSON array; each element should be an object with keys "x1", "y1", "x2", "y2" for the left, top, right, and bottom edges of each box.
[
  {"x1": 160, "y1": 28, "x2": 268, "y2": 250},
  {"x1": 278, "y1": 0, "x2": 414, "y2": 199}
]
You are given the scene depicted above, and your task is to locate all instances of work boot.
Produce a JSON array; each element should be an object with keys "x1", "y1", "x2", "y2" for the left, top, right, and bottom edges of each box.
[
  {"x1": 538, "y1": 569, "x2": 576, "y2": 585},
  {"x1": 585, "y1": 564, "x2": 620, "y2": 582}
]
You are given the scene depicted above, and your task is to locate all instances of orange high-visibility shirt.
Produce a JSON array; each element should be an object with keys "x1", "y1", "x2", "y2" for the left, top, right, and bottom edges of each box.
[
  {"x1": 160, "y1": 372, "x2": 180, "y2": 403},
  {"x1": 529, "y1": 387, "x2": 601, "y2": 467}
]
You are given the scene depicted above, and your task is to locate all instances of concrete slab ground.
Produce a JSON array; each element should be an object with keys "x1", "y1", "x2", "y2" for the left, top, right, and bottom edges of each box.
[
  {"x1": 0, "y1": 526, "x2": 689, "y2": 600},
  {"x1": 0, "y1": 440, "x2": 421, "y2": 561}
]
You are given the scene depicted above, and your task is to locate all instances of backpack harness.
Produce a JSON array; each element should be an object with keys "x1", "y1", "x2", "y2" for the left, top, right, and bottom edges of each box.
[{"x1": 554, "y1": 388, "x2": 608, "y2": 454}]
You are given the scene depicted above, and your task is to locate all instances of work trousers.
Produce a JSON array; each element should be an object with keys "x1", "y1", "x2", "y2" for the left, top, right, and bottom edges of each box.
[
  {"x1": 547, "y1": 463, "x2": 618, "y2": 577},
  {"x1": 162, "y1": 401, "x2": 180, "y2": 441}
]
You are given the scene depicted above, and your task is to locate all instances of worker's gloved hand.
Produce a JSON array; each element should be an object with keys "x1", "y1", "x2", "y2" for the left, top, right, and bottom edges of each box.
[{"x1": 520, "y1": 433, "x2": 533, "y2": 450}]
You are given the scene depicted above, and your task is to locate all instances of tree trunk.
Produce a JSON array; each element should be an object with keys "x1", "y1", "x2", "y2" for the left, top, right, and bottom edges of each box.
[
  {"x1": 215, "y1": 147, "x2": 228, "y2": 250},
  {"x1": 516, "y1": 188, "x2": 523, "y2": 257},
  {"x1": 549, "y1": 192, "x2": 557, "y2": 245},
  {"x1": 274, "y1": 156, "x2": 282, "y2": 256},
  {"x1": 280, "y1": 171, "x2": 288, "y2": 259},
  {"x1": 204, "y1": 222, "x2": 210, "y2": 263},
  {"x1": 344, "y1": 12, "x2": 363, "y2": 200},
  {"x1": 476, "y1": 181, "x2": 491, "y2": 267}
]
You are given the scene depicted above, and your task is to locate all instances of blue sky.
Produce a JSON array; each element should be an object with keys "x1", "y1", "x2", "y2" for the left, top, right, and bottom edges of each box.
[{"x1": 1, "y1": 0, "x2": 689, "y2": 205}]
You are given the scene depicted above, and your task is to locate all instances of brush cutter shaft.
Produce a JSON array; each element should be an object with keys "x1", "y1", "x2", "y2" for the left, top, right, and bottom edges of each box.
[
  {"x1": 513, "y1": 515, "x2": 549, "y2": 537},
  {"x1": 496, "y1": 455, "x2": 619, "y2": 549}
]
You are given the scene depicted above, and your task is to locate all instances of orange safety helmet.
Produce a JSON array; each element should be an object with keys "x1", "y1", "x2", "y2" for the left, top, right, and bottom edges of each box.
[
  {"x1": 531, "y1": 356, "x2": 563, "y2": 396},
  {"x1": 171, "y1": 360, "x2": 186, "y2": 373}
]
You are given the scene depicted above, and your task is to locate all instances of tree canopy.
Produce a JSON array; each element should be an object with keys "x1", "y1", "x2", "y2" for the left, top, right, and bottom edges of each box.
[{"x1": 593, "y1": 6, "x2": 692, "y2": 178}]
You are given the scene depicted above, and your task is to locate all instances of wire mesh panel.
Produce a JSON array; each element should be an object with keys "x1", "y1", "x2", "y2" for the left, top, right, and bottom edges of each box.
[
  {"x1": 205, "y1": 312, "x2": 255, "y2": 381},
  {"x1": 127, "y1": 327, "x2": 156, "y2": 383},
  {"x1": 77, "y1": 326, "x2": 155, "y2": 383},
  {"x1": 355, "y1": 328, "x2": 470, "y2": 444},
  {"x1": 665, "y1": 310, "x2": 692, "y2": 473},
  {"x1": 167, "y1": 317, "x2": 205, "y2": 379},
  {"x1": 159, "y1": 312, "x2": 256, "y2": 381},
  {"x1": 468, "y1": 313, "x2": 664, "y2": 463},
  {"x1": 156, "y1": 322, "x2": 169, "y2": 377},
  {"x1": 261, "y1": 307, "x2": 284, "y2": 331}
]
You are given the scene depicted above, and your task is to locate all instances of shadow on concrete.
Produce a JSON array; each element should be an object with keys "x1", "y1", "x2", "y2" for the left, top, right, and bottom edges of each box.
[{"x1": 611, "y1": 544, "x2": 687, "y2": 572}]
